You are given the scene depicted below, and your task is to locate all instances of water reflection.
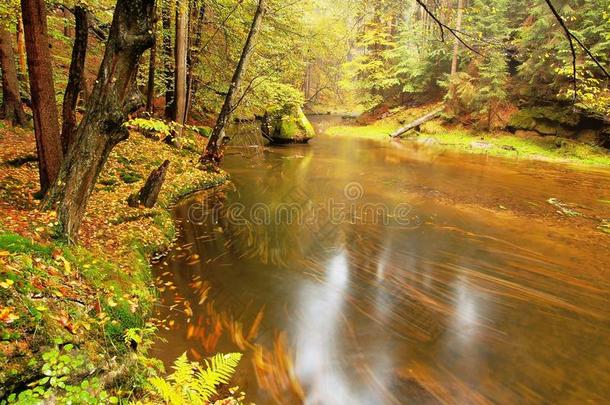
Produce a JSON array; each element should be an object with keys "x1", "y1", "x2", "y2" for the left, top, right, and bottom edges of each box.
[
  {"x1": 295, "y1": 251, "x2": 352, "y2": 403},
  {"x1": 154, "y1": 124, "x2": 610, "y2": 403}
]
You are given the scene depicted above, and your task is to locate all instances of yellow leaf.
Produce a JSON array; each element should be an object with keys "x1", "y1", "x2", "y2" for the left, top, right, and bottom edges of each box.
[
  {"x1": 58, "y1": 256, "x2": 72, "y2": 274},
  {"x1": 0, "y1": 279, "x2": 14, "y2": 289},
  {"x1": 0, "y1": 307, "x2": 19, "y2": 324}
]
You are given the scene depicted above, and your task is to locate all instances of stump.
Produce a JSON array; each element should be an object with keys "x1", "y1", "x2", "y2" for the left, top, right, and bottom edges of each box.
[{"x1": 128, "y1": 160, "x2": 170, "y2": 208}]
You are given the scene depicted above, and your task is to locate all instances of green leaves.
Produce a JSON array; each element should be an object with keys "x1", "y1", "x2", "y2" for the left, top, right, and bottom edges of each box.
[
  {"x1": 7, "y1": 345, "x2": 114, "y2": 405},
  {"x1": 147, "y1": 352, "x2": 243, "y2": 404}
]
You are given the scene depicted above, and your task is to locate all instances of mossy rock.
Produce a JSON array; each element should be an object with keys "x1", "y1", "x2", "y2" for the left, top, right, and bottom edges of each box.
[
  {"x1": 266, "y1": 106, "x2": 316, "y2": 144},
  {"x1": 575, "y1": 129, "x2": 600, "y2": 146},
  {"x1": 508, "y1": 106, "x2": 580, "y2": 135}
]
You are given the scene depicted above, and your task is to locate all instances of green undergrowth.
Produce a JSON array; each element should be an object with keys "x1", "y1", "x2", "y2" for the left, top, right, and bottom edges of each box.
[
  {"x1": 325, "y1": 107, "x2": 610, "y2": 167},
  {"x1": 0, "y1": 231, "x2": 154, "y2": 399},
  {"x1": 412, "y1": 127, "x2": 610, "y2": 166},
  {"x1": 0, "y1": 128, "x2": 231, "y2": 402}
]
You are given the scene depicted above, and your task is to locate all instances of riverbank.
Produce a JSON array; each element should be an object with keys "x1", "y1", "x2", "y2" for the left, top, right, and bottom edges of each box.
[
  {"x1": 324, "y1": 105, "x2": 610, "y2": 167},
  {"x1": 0, "y1": 125, "x2": 228, "y2": 400}
]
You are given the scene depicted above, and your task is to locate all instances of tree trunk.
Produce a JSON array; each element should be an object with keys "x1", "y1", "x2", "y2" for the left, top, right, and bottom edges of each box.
[
  {"x1": 21, "y1": 0, "x2": 63, "y2": 194},
  {"x1": 146, "y1": 7, "x2": 158, "y2": 114},
  {"x1": 61, "y1": 5, "x2": 88, "y2": 153},
  {"x1": 0, "y1": 26, "x2": 27, "y2": 126},
  {"x1": 201, "y1": 0, "x2": 266, "y2": 166},
  {"x1": 162, "y1": 0, "x2": 175, "y2": 118},
  {"x1": 185, "y1": 0, "x2": 205, "y2": 121},
  {"x1": 43, "y1": 0, "x2": 156, "y2": 241},
  {"x1": 63, "y1": 7, "x2": 72, "y2": 38},
  {"x1": 173, "y1": 0, "x2": 188, "y2": 125},
  {"x1": 128, "y1": 160, "x2": 170, "y2": 208},
  {"x1": 16, "y1": 18, "x2": 27, "y2": 79},
  {"x1": 390, "y1": 106, "x2": 444, "y2": 138},
  {"x1": 450, "y1": 0, "x2": 463, "y2": 75}
]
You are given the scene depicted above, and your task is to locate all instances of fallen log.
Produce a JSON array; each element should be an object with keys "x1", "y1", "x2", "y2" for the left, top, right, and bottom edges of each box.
[
  {"x1": 390, "y1": 106, "x2": 445, "y2": 138},
  {"x1": 128, "y1": 160, "x2": 170, "y2": 208}
]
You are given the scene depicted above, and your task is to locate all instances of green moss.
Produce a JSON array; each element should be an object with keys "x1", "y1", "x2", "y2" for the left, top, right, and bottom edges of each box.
[
  {"x1": 0, "y1": 230, "x2": 156, "y2": 393},
  {"x1": 297, "y1": 107, "x2": 315, "y2": 137},
  {"x1": 508, "y1": 110, "x2": 537, "y2": 130},
  {"x1": 119, "y1": 170, "x2": 143, "y2": 184},
  {"x1": 278, "y1": 119, "x2": 300, "y2": 138},
  {"x1": 325, "y1": 109, "x2": 610, "y2": 166},
  {"x1": 196, "y1": 126, "x2": 213, "y2": 137},
  {"x1": 411, "y1": 130, "x2": 610, "y2": 166},
  {"x1": 0, "y1": 233, "x2": 53, "y2": 257},
  {"x1": 272, "y1": 106, "x2": 316, "y2": 141},
  {"x1": 420, "y1": 120, "x2": 446, "y2": 134},
  {"x1": 103, "y1": 301, "x2": 146, "y2": 345},
  {"x1": 508, "y1": 106, "x2": 580, "y2": 130}
]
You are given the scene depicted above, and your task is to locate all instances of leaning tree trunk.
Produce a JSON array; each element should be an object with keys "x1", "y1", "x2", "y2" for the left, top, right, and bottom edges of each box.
[
  {"x1": 0, "y1": 25, "x2": 27, "y2": 126},
  {"x1": 21, "y1": 0, "x2": 63, "y2": 195},
  {"x1": 201, "y1": 0, "x2": 266, "y2": 166},
  {"x1": 43, "y1": 0, "x2": 156, "y2": 241},
  {"x1": 61, "y1": 5, "x2": 88, "y2": 153}
]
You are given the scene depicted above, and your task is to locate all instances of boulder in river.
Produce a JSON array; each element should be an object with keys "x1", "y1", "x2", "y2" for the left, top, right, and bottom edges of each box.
[{"x1": 262, "y1": 106, "x2": 316, "y2": 144}]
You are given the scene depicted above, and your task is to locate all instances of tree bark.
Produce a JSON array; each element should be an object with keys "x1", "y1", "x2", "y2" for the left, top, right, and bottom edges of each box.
[
  {"x1": 162, "y1": 0, "x2": 175, "y2": 118},
  {"x1": 21, "y1": 0, "x2": 63, "y2": 194},
  {"x1": 173, "y1": 0, "x2": 188, "y2": 124},
  {"x1": 16, "y1": 18, "x2": 27, "y2": 79},
  {"x1": 128, "y1": 160, "x2": 170, "y2": 208},
  {"x1": 390, "y1": 106, "x2": 444, "y2": 138},
  {"x1": 61, "y1": 5, "x2": 88, "y2": 153},
  {"x1": 0, "y1": 26, "x2": 27, "y2": 126},
  {"x1": 201, "y1": 0, "x2": 266, "y2": 166},
  {"x1": 43, "y1": 0, "x2": 156, "y2": 241},
  {"x1": 450, "y1": 0, "x2": 463, "y2": 75},
  {"x1": 185, "y1": 0, "x2": 205, "y2": 121},
  {"x1": 63, "y1": 7, "x2": 72, "y2": 38},
  {"x1": 146, "y1": 6, "x2": 158, "y2": 113}
]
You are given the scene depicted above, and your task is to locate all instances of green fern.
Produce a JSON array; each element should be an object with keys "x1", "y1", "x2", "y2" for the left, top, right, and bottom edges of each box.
[{"x1": 148, "y1": 352, "x2": 242, "y2": 405}]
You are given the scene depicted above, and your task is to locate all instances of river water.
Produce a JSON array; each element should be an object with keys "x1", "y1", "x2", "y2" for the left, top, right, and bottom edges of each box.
[{"x1": 153, "y1": 118, "x2": 610, "y2": 404}]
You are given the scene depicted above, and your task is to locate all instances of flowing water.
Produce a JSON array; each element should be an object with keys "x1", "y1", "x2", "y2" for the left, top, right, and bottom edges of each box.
[{"x1": 153, "y1": 117, "x2": 610, "y2": 404}]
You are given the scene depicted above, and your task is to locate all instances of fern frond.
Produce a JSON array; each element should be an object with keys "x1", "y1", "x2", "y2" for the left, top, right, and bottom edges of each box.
[
  {"x1": 192, "y1": 353, "x2": 243, "y2": 401},
  {"x1": 170, "y1": 352, "x2": 195, "y2": 387},
  {"x1": 148, "y1": 377, "x2": 184, "y2": 405},
  {"x1": 147, "y1": 352, "x2": 242, "y2": 404}
]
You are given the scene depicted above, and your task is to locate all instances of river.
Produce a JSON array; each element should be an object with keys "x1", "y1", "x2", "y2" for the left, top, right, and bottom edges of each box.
[{"x1": 153, "y1": 117, "x2": 610, "y2": 404}]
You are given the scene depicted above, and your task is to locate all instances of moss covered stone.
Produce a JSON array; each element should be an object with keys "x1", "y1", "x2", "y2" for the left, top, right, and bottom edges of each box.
[
  {"x1": 265, "y1": 106, "x2": 316, "y2": 144},
  {"x1": 508, "y1": 106, "x2": 581, "y2": 135}
]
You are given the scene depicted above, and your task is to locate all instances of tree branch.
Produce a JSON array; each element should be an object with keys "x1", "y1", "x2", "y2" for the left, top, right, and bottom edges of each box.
[
  {"x1": 414, "y1": 0, "x2": 482, "y2": 56},
  {"x1": 543, "y1": 0, "x2": 578, "y2": 101}
]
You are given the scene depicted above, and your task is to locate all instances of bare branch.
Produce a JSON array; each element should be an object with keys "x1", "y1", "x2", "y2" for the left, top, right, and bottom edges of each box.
[
  {"x1": 414, "y1": 0, "x2": 482, "y2": 56},
  {"x1": 543, "y1": 0, "x2": 578, "y2": 101},
  {"x1": 544, "y1": 0, "x2": 610, "y2": 101}
]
